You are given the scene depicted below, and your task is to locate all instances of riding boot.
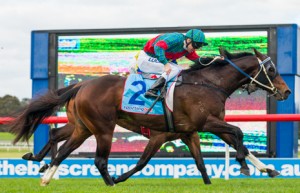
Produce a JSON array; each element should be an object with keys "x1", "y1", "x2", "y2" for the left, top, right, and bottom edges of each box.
[{"x1": 145, "y1": 77, "x2": 166, "y2": 98}]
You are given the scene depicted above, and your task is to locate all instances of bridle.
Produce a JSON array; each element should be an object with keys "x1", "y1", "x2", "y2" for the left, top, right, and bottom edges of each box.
[
  {"x1": 224, "y1": 56, "x2": 279, "y2": 97},
  {"x1": 179, "y1": 54, "x2": 280, "y2": 99}
]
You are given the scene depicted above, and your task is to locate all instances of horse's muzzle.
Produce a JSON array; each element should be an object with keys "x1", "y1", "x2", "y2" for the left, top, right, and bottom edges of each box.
[
  {"x1": 276, "y1": 89, "x2": 291, "y2": 101},
  {"x1": 283, "y1": 89, "x2": 292, "y2": 100}
]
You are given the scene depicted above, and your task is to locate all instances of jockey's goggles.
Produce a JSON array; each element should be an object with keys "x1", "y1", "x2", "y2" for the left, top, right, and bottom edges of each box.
[{"x1": 191, "y1": 41, "x2": 204, "y2": 49}]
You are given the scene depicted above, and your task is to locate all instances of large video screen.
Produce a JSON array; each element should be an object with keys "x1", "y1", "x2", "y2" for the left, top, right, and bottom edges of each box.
[{"x1": 56, "y1": 30, "x2": 268, "y2": 156}]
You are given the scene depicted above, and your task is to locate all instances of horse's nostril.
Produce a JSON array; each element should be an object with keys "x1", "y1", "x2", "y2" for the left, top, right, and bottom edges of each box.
[{"x1": 284, "y1": 90, "x2": 291, "y2": 99}]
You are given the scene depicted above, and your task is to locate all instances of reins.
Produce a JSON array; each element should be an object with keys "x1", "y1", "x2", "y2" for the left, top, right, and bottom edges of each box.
[
  {"x1": 198, "y1": 55, "x2": 224, "y2": 66},
  {"x1": 224, "y1": 57, "x2": 278, "y2": 96},
  {"x1": 177, "y1": 54, "x2": 279, "y2": 99}
]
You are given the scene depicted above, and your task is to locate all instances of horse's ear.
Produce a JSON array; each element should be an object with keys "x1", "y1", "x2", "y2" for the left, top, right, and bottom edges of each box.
[
  {"x1": 219, "y1": 47, "x2": 231, "y2": 59},
  {"x1": 253, "y1": 48, "x2": 263, "y2": 58},
  {"x1": 219, "y1": 47, "x2": 226, "y2": 57}
]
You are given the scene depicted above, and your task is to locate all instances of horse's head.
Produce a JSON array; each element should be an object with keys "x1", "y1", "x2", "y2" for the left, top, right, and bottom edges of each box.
[
  {"x1": 252, "y1": 49, "x2": 291, "y2": 100},
  {"x1": 219, "y1": 47, "x2": 291, "y2": 101}
]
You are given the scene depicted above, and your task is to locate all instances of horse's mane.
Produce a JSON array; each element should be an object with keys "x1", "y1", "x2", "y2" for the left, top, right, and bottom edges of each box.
[{"x1": 184, "y1": 51, "x2": 254, "y2": 72}]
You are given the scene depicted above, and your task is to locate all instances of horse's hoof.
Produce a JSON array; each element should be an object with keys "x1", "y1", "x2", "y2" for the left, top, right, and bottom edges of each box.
[
  {"x1": 204, "y1": 180, "x2": 212, "y2": 185},
  {"x1": 240, "y1": 168, "x2": 250, "y2": 176},
  {"x1": 112, "y1": 177, "x2": 120, "y2": 184},
  {"x1": 40, "y1": 179, "x2": 49, "y2": 186},
  {"x1": 22, "y1": 152, "x2": 33, "y2": 160},
  {"x1": 105, "y1": 182, "x2": 115, "y2": 187},
  {"x1": 103, "y1": 178, "x2": 116, "y2": 186},
  {"x1": 39, "y1": 164, "x2": 49, "y2": 173},
  {"x1": 267, "y1": 168, "x2": 280, "y2": 178}
]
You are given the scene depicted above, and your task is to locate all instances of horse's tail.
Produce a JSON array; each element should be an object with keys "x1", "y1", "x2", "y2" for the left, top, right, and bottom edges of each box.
[{"x1": 8, "y1": 84, "x2": 82, "y2": 144}]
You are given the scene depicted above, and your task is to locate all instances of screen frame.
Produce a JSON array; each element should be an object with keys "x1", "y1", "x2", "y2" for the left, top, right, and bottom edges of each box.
[{"x1": 46, "y1": 25, "x2": 279, "y2": 158}]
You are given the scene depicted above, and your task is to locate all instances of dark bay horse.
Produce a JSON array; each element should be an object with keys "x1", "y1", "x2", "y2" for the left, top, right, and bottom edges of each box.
[
  {"x1": 9, "y1": 48, "x2": 291, "y2": 186},
  {"x1": 22, "y1": 93, "x2": 211, "y2": 184}
]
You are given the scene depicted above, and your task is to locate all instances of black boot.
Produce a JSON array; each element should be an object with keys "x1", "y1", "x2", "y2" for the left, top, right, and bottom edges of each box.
[{"x1": 145, "y1": 77, "x2": 166, "y2": 98}]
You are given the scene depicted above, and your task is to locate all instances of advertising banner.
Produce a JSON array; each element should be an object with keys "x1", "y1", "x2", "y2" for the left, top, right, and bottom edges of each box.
[{"x1": 1, "y1": 158, "x2": 299, "y2": 179}]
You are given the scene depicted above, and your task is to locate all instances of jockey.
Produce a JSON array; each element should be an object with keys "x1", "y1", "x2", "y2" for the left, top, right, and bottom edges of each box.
[{"x1": 137, "y1": 29, "x2": 208, "y2": 98}]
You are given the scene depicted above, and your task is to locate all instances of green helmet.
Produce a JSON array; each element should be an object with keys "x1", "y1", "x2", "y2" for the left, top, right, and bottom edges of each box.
[{"x1": 185, "y1": 29, "x2": 208, "y2": 47}]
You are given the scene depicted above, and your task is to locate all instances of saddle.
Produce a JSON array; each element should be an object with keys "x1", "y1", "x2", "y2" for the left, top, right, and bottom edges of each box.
[{"x1": 121, "y1": 73, "x2": 182, "y2": 133}]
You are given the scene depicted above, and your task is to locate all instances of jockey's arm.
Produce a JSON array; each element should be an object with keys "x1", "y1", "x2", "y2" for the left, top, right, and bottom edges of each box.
[
  {"x1": 153, "y1": 34, "x2": 181, "y2": 65},
  {"x1": 186, "y1": 51, "x2": 209, "y2": 69},
  {"x1": 153, "y1": 41, "x2": 169, "y2": 65},
  {"x1": 186, "y1": 50, "x2": 200, "y2": 62}
]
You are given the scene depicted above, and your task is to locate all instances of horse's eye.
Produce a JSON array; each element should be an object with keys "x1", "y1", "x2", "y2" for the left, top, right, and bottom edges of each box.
[{"x1": 269, "y1": 68, "x2": 275, "y2": 73}]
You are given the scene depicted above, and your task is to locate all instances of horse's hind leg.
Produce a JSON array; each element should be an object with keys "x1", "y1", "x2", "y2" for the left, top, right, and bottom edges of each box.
[
  {"x1": 40, "y1": 127, "x2": 91, "y2": 186},
  {"x1": 113, "y1": 133, "x2": 167, "y2": 184},
  {"x1": 22, "y1": 124, "x2": 74, "y2": 162},
  {"x1": 181, "y1": 132, "x2": 211, "y2": 184}
]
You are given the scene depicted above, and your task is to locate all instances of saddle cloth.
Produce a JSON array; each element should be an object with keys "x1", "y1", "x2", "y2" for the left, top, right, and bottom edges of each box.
[{"x1": 121, "y1": 74, "x2": 177, "y2": 115}]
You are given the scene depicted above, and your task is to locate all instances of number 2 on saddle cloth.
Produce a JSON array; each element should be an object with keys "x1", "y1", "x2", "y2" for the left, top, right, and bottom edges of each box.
[{"x1": 121, "y1": 73, "x2": 180, "y2": 132}]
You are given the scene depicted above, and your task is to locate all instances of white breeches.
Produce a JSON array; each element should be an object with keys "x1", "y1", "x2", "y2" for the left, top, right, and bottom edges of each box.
[{"x1": 137, "y1": 51, "x2": 181, "y2": 81}]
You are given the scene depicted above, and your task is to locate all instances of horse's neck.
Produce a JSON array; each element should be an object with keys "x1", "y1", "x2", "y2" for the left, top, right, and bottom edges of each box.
[{"x1": 188, "y1": 56, "x2": 257, "y2": 97}]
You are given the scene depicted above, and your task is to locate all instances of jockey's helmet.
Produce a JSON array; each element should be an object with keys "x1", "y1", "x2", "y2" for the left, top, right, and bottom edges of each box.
[{"x1": 185, "y1": 29, "x2": 208, "y2": 48}]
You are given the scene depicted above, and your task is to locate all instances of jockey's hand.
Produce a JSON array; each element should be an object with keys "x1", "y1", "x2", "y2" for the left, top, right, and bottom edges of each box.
[{"x1": 164, "y1": 63, "x2": 172, "y2": 75}]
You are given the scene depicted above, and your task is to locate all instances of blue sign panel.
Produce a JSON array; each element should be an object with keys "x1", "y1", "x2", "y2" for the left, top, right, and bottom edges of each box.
[{"x1": 1, "y1": 158, "x2": 300, "y2": 179}]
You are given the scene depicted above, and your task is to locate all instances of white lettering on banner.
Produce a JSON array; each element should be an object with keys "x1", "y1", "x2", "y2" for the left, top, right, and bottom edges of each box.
[
  {"x1": 143, "y1": 165, "x2": 155, "y2": 176},
  {"x1": 59, "y1": 164, "x2": 100, "y2": 176},
  {"x1": 108, "y1": 164, "x2": 115, "y2": 176},
  {"x1": 154, "y1": 164, "x2": 173, "y2": 176},
  {"x1": 228, "y1": 164, "x2": 240, "y2": 176},
  {"x1": 90, "y1": 165, "x2": 99, "y2": 176},
  {"x1": 116, "y1": 164, "x2": 130, "y2": 176},
  {"x1": 59, "y1": 164, "x2": 69, "y2": 176},
  {"x1": 0, "y1": 161, "x2": 44, "y2": 176},
  {"x1": 69, "y1": 164, "x2": 82, "y2": 176},
  {"x1": 15, "y1": 164, "x2": 26, "y2": 176},
  {"x1": 206, "y1": 164, "x2": 225, "y2": 177},
  {"x1": 186, "y1": 164, "x2": 199, "y2": 176},
  {"x1": 81, "y1": 164, "x2": 90, "y2": 176},
  {"x1": 27, "y1": 161, "x2": 41, "y2": 175},
  {"x1": 295, "y1": 165, "x2": 300, "y2": 176},
  {"x1": 0, "y1": 161, "x2": 15, "y2": 175},
  {"x1": 173, "y1": 164, "x2": 186, "y2": 178},
  {"x1": 211, "y1": 164, "x2": 224, "y2": 178},
  {"x1": 1, "y1": 159, "x2": 300, "y2": 178},
  {"x1": 281, "y1": 164, "x2": 300, "y2": 176}
]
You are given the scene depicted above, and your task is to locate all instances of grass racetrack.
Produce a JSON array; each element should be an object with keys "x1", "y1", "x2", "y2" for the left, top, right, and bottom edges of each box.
[{"x1": 1, "y1": 178, "x2": 300, "y2": 193}]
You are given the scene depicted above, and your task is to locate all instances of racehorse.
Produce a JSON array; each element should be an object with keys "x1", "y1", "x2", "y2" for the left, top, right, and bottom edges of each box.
[
  {"x1": 9, "y1": 48, "x2": 291, "y2": 186},
  {"x1": 22, "y1": 90, "x2": 211, "y2": 184}
]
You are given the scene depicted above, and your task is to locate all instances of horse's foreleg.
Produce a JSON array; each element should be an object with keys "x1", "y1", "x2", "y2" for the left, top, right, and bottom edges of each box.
[
  {"x1": 94, "y1": 133, "x2": 115, "y2": 186},
  {"x1": 113, "y1": 134, "x2": 165, "y2": 184},
  {"x1": 246, "y1": 151, "x2": 280, "y2": 177},
  {"x1": 181, "y1": 132, "x2": 211, "y2": 184},
  {"x1": 203, "y1": 118, "x2": 249, "y2": 176},
  {"x1": 216, "y1": 132, "x2": 279, "y2": 177}
]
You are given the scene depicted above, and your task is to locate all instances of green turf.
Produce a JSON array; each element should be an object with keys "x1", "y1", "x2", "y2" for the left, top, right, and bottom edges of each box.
[
  {"x1": 0, "y1": 149, "x2": 31, "y2": 158},
  {"x1": 0, "y1": 132, "x2": 16, "y2": 141},
  {"x1": 0, "y1": 132, "x2": 33, "y2": 159},
  {"x1": 0, "y1": 178, "x2": 299, "y2": 193},
  {"x1": 0, "y1": 132, "x2": 33, "y2": 143}
]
